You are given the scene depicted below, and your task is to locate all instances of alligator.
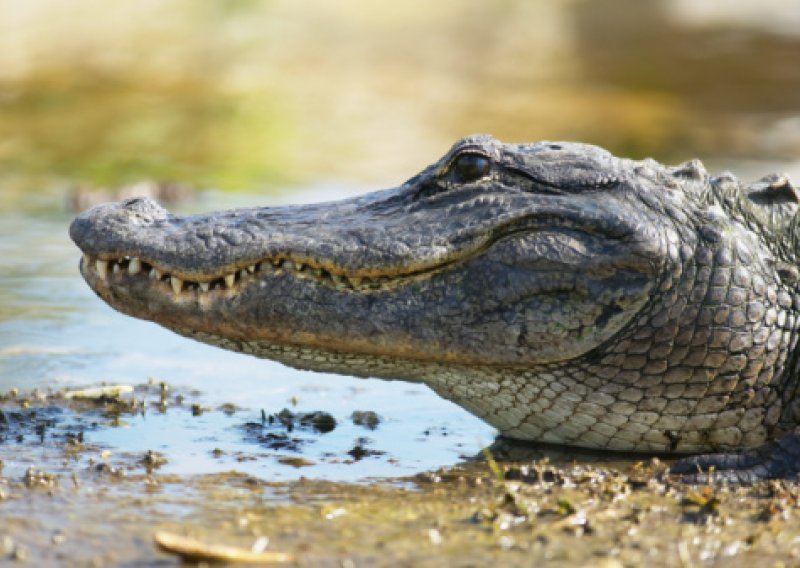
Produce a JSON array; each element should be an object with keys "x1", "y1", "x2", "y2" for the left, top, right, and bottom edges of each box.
[{"x1": 70, "y1": 135, "x2": 800, "y2": 482}]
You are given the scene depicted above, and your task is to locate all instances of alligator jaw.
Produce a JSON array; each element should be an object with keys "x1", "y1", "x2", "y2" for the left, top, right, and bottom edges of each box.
[{"x1": 79, "y1": 245, "x2": 467, "y2": 297}]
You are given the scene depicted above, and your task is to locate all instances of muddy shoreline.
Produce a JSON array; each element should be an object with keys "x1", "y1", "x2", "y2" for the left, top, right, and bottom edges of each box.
[{"x1": 1, "y1": 385, "x2": 799, "y2": 566}]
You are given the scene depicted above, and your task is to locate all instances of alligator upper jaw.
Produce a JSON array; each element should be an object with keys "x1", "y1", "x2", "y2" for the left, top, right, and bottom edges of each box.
[
  {"x1": 77, "y1": 246, "x2": 461, "y2": 297},
  {"x1": 68, "y1": 190, "x2": 494, "y2": 289},
  {"x1": 69, "y1": 183, "x2": 654, "y2": 304}
]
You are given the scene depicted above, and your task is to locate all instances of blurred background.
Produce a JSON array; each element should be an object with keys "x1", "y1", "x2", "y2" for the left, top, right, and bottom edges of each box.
[
  {"x1": 1, "y1": 0, "x2": 800, "y2": 479},
  {"x1": 1, "y1": 0, "x2": 799, "y2": 200}
]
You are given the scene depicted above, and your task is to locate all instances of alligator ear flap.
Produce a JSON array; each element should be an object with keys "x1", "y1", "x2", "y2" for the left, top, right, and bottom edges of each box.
[
  {"x1": 744, "y1": 174, "x2": 800, "y2": 243},
  {"x1": 670, "y1": 159, "x2": 707, "y2": 181},
  {"x1": 747, "y1": 174, "x2": 799, "y2": 205}
]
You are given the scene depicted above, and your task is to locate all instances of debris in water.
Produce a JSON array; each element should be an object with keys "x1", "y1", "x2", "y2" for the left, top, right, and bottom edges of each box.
[
  {"x1": 351, "y1": 410, "x2": 381, "y2": 430},
  {"x1": 277, "y1": 456, "x2": 316, "y2": 468},
  {"x1": 62, "y1": 385, "x2": 134, "y2": 400}
]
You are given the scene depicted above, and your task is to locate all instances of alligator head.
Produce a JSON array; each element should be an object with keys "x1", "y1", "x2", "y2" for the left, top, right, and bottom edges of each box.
[{"x1": 70, "y1": 135, "x2": 800, "y2": 453}]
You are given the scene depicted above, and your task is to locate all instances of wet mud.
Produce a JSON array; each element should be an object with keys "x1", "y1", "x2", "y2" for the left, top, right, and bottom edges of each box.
[{"x1": 2, "y1": 385, "x2": 800, "y2": 566}]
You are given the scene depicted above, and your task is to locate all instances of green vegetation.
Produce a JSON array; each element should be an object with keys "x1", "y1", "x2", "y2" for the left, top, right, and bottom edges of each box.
[{"x1": 0, "y1": 74, "x2": 293, "y2": 190}]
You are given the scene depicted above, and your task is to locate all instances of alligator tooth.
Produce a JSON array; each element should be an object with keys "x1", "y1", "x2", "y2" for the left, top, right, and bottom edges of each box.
[
  {"x1": 96, "y1": 260, "x2": 108, "y2": 281},
  {"x1": 224, "y1": 273, "x2": 235, "y2": 288},
  {"x1": 83, "y1": 254, "x2": 91, "y2": 268},
  {"x1": 247, "y1": 265, "x2": 256, "y2": 273},
  {"x1": 199, "y1": 282, "x2": 210, "y2": 292},
  {"x1": 282, "y1": 260, "x2": 295, "y2": 271},
  {"x1": 239, "y1": 269, "x2": 248, "y2": 280},
  {"x1": 112, "y1": 262, "x2": 121, "y2": 275},
  {"x1": 171, "y1": 276, "x2": 183, "y2": 294},
  {"x1": 295, "y1": 262, "x2": 305, "y2": 272},
  {"x1": 350, "y1": 277, "x2": 362, "y2": 287},
  {"x1": 128, "y1": 257, "x2": 142, "y2": 275}
]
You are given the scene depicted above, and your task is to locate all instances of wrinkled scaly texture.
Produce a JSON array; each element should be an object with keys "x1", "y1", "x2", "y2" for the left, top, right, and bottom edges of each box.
[{"x1": 70, "y1": 135, "x2": 800, "y2": 481}]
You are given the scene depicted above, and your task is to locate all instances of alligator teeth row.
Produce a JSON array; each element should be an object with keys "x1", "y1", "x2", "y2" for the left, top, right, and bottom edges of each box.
[{"x1": 85, "y1": 255, "x2": 397, "y2": 294}]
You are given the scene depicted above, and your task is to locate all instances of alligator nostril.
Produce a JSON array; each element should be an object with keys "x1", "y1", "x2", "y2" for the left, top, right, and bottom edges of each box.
[
  {"x1": 548, "y1": 144, "x2": 562, "y2": 150},
  {"x1": 117, "y1": 197, "x2": 169, "y2": 220}
]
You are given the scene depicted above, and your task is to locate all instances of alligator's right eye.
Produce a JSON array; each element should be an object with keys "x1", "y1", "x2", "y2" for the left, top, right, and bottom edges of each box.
[{"x1": 449, "y1": 153, "x2": 491, "y2": 184}]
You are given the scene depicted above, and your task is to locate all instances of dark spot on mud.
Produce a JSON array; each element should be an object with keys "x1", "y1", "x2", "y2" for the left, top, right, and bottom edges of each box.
[
  {"x1": 0, "y1": 407, "x2": 90, "y2": 447},
  {"x1": 240, "y1": 424, "x2": 305, "y2": 452},
  {"x1": 346, "y1": 437, "x2": 385, "y2": 461},
  {"x1": 502, "y1": 463, "x2": 560, "y2": 484},
  {"x1": 220, "y1": 403, "x2": 238, "y2": 415},
  {"x1": 298, "y1": 411, "x2": 337, "y2": 433},
  {"x1": 277, "y1": 456, "x2": 316, "y2": 468},
  {"x1": 351, "y1": 410, "x2": 381, "y2": 430},
  {"x1": 239, "y1": 408, "x2": 337, "y2": 451},
  {"x1": 422, "y1": 426, "x2": 451, "y2": 437},
  {"x1": 141, "y1": 450, "x2": 167, "y2": 473}
]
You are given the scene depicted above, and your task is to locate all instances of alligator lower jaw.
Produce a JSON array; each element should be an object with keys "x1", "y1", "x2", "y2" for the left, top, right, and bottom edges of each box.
[{"x1": 81, "y1": 253, "x2": 442, "y2": 295}]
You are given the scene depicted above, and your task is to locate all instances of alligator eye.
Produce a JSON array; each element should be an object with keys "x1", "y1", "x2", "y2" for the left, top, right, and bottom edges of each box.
[{"x1": 450, "y1": 153, "x2": 491, "y2": 184}]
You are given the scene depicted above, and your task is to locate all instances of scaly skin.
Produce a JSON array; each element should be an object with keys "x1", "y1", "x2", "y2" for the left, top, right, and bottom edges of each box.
[{"x1": 70, "y1": 135, "x2": 800, "y2": 481}]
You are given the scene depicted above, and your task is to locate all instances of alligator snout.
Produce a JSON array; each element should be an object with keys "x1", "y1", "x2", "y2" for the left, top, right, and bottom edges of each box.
[{"x1": 71, "y1": 196, "x2": 169, "y2": 253}]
